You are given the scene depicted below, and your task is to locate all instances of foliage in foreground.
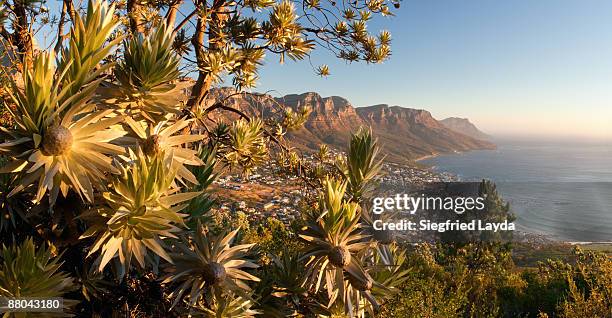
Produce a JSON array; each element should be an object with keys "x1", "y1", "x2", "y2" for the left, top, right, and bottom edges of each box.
[
  {"x1": 379, "y1": 244, "x2": 612, "y2": 318},
  {"x1": 0, "y1": 0, "x2": 610, "y2": 317},
  {"x1": 0, "y1": 238, "x2": 76, "y2": 316},
  {"x1": 0, "y1": 0, "x2": 404, "y2": 316}
]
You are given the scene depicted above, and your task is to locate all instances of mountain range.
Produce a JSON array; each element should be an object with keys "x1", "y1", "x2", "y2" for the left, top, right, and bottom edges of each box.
[
  {"x1": 209, "y1": 88, "x2": 495, "y2": 163},
  {"x1": 440, "y1": 117, "x2": 492, "y2": 141}
]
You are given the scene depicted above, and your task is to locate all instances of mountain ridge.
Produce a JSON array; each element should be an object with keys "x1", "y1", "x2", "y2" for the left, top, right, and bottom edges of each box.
[
  {"x1": 440, "y1": 117, "x2": 492, "y2": 141},
  {"x1": 208, "y1": 88, "x2": 495, "y2": 163}
]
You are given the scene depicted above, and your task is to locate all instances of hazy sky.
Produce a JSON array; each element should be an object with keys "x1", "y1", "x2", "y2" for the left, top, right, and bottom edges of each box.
[
  {"x1": 35, "y1": 0, "x2": 612, "y2": 139},
  {"x1": 255, "y1": 0, "x2": 612, "y2": 140}
]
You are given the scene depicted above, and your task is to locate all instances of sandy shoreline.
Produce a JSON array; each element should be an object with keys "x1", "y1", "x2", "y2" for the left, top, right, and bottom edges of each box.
[
  {"x1": 415, "y1": 150, "x2": 464, "y2": 162},
  {"x1": 414, "y1": 155, "x2": 433, "y2": 162},
  {"x1": 414, "y1": 153, "x2": 439, "y2": 162}
]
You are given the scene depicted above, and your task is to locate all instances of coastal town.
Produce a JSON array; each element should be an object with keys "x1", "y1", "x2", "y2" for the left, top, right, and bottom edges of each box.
[
  {"x1": 208, "y1": 153, "x2": 560, "y2": 247},
  {"x1": 210, "y1": 153, "x2": 457, "y2": 226}
]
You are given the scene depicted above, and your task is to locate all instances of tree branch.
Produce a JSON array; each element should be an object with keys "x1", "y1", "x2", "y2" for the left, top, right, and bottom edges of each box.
[
  {"x1": 127, "y1": 0, "x2": 145, "y2": 34},
  {"x1": 173, "y1": 8, "x2": 197, "y2": 34},
  {"x1": 54, "y1": 1, "x2": 69, "y2": 53},
  {"x1": 165, "y1": 0, "x2": 184, "y2": 28}
]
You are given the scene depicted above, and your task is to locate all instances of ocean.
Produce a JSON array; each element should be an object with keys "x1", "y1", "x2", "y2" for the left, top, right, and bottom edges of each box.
[{"x1": 420, "y1": 140, "x2": 612, "y2": 242}]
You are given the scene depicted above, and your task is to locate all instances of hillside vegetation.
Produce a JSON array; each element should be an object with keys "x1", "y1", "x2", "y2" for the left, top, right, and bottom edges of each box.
[{"x1": 0, "y1": 1, "x2": 609, "y2": 317}]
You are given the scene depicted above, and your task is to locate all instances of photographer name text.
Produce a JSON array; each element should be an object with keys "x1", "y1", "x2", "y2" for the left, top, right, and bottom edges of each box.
[{"x1": 373, "y1": 219, "x2": 515, "y2": 233}]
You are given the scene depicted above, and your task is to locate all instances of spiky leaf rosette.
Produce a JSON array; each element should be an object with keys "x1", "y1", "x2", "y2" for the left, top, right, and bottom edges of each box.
[
  {"x1": 0, "y1": 104, "x2": 126, "y2": 204},
  {"x1": 121, "y1": 117, "x2": 205, "y2": 185},
  {"x1": 163, "y1": 223, "x2": 260, "y2": 308},
  {"x1": 316, "y1": 144, "x2": 330, "y2": 163},
  {"x1": 97, "y1": 23, "x2": 184, "y2": 122},
  {"x1": 220, "y1": 118, "x2": 268, "y2": 176},
  {"x1": 340, "y1": 127, "x2": 384, "y2": 203},
  {"x1": 183, "y1": 145, "x2": 218, "y2": 225},
  {"x1": 341, "y1": 268, "x2": 381, "y2": 318},
  {"x1": 370, "y1": 245, "x2": 410, "y2": 298},
  {"x1": 0, "y1": 52, "x2": 126, "y2": 204},
  {"x1": 299, "y1": 177, "x2": 376, "y2": 312},
  {"x1": 192, "y1": 291, "x2": 261, "y2": 318},
  {"x1": 280, "y1": 106, "x2": 311, "y2": 131},
  {"x1": 334, "y1": 245, "x2": 408, "y2": 317},
  {"x1": 346, "y1": 129, "x2": 397, "y2": 245},
  {"x1": 0, "y1": 51, "x2": 98, "y2": 157},
  {"x1": 57, "y1": 0, "x2": 122, "y2": 108},
  {"x1": 262, "y1": 0, "x2": 315, "y2": 63},
  {"x1": 80, "y1": 150, "x2": 201, "y2": 275},
  {"x1": 0, "y1": 0, "x2": 117, "y2": 128},
  {"x1": 0, "y1": 238, "x2": 76, "y2": 317},
  {"x1": 255, "y1": 248, "x2": 308, "y2": 316},
  {"x1": 0, "y1": 0, "x2": 126, "y2": 204}
]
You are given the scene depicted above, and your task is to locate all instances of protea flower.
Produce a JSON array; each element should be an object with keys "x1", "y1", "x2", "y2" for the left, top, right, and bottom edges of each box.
[
  {"x1": 80, "y1": 150, "x2": 201, "y2": 274},
  {"x1": 299, "y1": 178, "x2": 377, "y2": 313},
  {"x1": 163, "y1": 222, "x2": 260, "y2": 308},
  {"x1": 121, "y1": 117, "x2": 205, "y2": 185},
  {"x1": 0, "y1": 52, "x2": 126, "y2": 204},
  {"x1": 97, "y1": 23, "x2": 185, "y2": 122}
]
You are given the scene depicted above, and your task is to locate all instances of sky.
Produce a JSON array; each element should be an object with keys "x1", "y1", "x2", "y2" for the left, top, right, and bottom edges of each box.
[
  {"x1": 34, "y1": 0, "x2": 612, "y2": 140},
  {"x1": 254, "y1": 0, "x2": 612, "y2": 140}
]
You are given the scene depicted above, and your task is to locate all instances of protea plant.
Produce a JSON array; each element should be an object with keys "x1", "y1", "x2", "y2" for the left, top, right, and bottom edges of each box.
[
  {"x1": 0, "y1": 51, "x2": 126, "y2": 204},
  {"x1": 221, "y1": 118, "x2": 268, "y2": 175},
  {"x1": 192, "y1": 291, "x2": 261, "y2": 318},
  {"x1": 370, "y1": 244, "x2": 410, "y2": 298},
  {"x1": 281, "y1": 106, "x2": 311, "y2": 131},
  {"x1": 121, "y1": 117, "x2": 205, "y2": 185},
  {"x1": 342, "y1": 271, "x2": 380, "y2": 318},
  {"x1": 0, "y1": 238, "x2": 76, "y2": 316},
  {"x1": 335, "y1": 245, "x2": 411, "y2": 317},
  {"x1": 300, "y1": 177, "x2": 379, "y2": 314},
  {"x1": 57, "y1": 0, "x2": 122, "y2": 102},
  {"x1": 255, "y1": 248, "x2": 309, "y2": 316},
  {"x1": 80, "y1": 150, "x2": 200, "y2": 274},
  {"x1": 0, "y1": 0, "x2": 125, "y2": 205},
  {"x1": 340, "y1": 128, "x2": 384, "y2": 203},
  {"x1": 97, "y1": 23, "x2": 184, "y2": 122},
  {"x1": 0, "y1": 0, "x2": 405, "y2": 315},
  {"x1": 316, "y1": 144, "x2": 331, "y2": 163},
  {"x1": 341, "y1": 127, "x2": 399, "y2": 244},
  {"x1": 316, "y1": 246, "x2": 391, "y2": 317},
  {"x1": 263, "y1": 0, "x2": 314, "y2": 63},
  {"x1": 183, "y1": 145, "x2": 218, "y2": 225},
  {"x1": 163, "y1": 222, "x2": 260, "y2": 308}
]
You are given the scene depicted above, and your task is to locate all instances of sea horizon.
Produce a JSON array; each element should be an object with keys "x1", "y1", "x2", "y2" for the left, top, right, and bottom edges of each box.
[{"x1": 421, "y1": 138, "x2": 612, "y2": 242}]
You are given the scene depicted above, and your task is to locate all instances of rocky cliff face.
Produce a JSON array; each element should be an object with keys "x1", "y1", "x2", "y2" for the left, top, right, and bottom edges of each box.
[
  {"x1": 355, "y1": 104, "x2": 494, "y2": 161},
  {"x1": 277, "y1": 93, "x2": 364, "y2": 129},
  {"x1": 357, "y1": 104, "x2": 445, "y2": 129},
  {"x1": 208, "y1": 88, "x2": 495, "y2": 163},
  {"x1": 440, "y1": 117, "x2": 492, "y2": 141},
  {"x1": 274, "y1": 93, "x2": 365, "y2": 149}
]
